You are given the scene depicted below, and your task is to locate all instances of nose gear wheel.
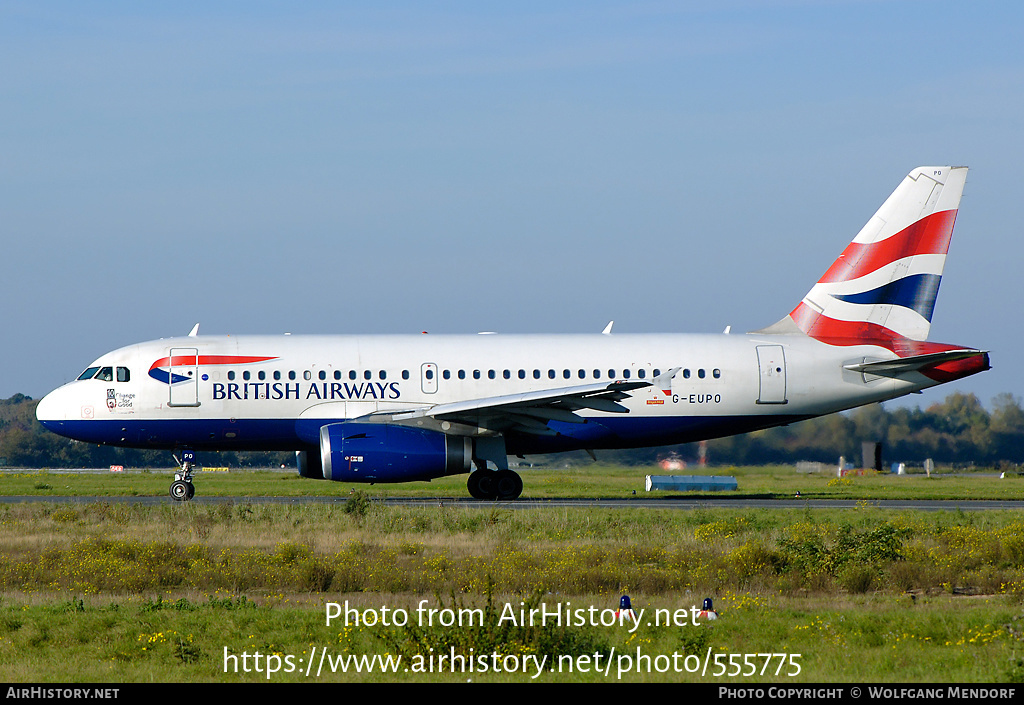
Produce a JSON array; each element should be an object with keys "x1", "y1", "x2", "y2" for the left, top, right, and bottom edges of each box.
[{"x1": 169, "y1": 450, "x2": 197, "y2": 502}]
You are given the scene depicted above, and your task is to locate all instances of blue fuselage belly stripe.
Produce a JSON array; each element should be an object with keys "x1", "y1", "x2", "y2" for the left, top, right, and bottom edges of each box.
[
  {"x1": 38, "y1": 418, "x2": 301, "y2": 451},
  {"x1": 40, "y1": 416, "x2": 811, "y2": 454}
]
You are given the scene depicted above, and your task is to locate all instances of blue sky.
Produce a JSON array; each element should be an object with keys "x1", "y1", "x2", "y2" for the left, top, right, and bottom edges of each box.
[{"x1": 2, "y1": 1, "x2": 1021, "y2": 411}]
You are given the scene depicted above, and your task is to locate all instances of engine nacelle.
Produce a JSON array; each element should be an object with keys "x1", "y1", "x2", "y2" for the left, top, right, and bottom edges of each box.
[
  {"x1": 320, "y1": 422, "x2": 472, "y2": 483},
  {"x1": 296, "y1": 450, "x2": 325, "y2": 479}
]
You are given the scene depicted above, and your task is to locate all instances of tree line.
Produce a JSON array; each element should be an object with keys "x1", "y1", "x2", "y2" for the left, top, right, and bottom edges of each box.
[
  {"x1": 0, "y1": 394, "x2": 291, "y2": 469},
  {"x1": 1, "y1": 391, "x2": 1022, "y2": 469},
  {"x1": 603, "y1": 391, "x2": 1024, "y2": 468}
]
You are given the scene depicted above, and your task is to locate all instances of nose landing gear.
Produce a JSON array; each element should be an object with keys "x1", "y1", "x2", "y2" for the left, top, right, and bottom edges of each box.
[{"x1": 169, "y1": 450, "x2": 196, "y2": 502}]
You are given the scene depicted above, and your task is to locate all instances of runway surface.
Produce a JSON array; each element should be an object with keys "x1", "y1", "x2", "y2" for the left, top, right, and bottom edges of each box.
[{"x1": 2, "y1": 495, "x2": 1023, "y2": 511}]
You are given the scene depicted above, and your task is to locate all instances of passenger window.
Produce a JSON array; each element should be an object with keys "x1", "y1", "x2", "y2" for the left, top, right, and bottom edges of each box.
[
  {"x1": 425, "y1": 369, "x2": 434, "y2": 380},
  {"x1": 458, "y1": 370, "x2": 466, "y2": 380},
  {"x1": 350, "y1": 371, "x2": 357, "y2": 380},
  {"x1": 533, "y1": 370, "x2": 541, "y2": 379},
  {"x1": 364, "y1": 370, "x2": 372, "y2": 380},
  {"x1": 380, "y1": 371, "x2": 387, "y2": 380},
  {"x1": 683, "y1": 369, "x2": 691, "y2": 379},
  {"x1": 503, "y1": 370, "x2": 511, "y2": 379},
  {"x1": 473, "y1": 370, "x2": 481, "y2": 379},
  {"x1": 698, "y1": 369, "x2": 706, "y2": 379},
  {"x1": 489, "y1": 370, "x2": 496, "y2": 379},
  {"x1": 243, "y1": 371, "x2": 251, "y2": 381},
  {"x1": 289, "y1": 371, "x2": 297, "y2": 381},
  {"x1": 334, "y1": 370, "x2": 341, "y2": 380},
  {"x1": 578, "y1": 370, "x2": 586, "y2": 379},
  {"x1": 402, "y1": 370, "x2": 410, "y2": 380},
  {"x1": 653, "y1": 369, "x2": 661, "y2": 377},
  {"x1": 608, "y1": 369, "x2": 616, "y2": 379},
  {"x1": 77, "y1": 367, "x2": 100, "y2": 381},
  {"x1": 116, "y1": 367, "x2": 130, "y2": 382},
  {"x1": 319, "y1": 370, "x2": 327, "y2": 381},
  {"x1": 713, "y1": 369, "x2": 721, "y2": 379},
  {"x1": 593, "y1": 370, "x2": 601, "y2": 379},
  {"x1": 623, "y1": 369, "x2": 631, "y2": 379},
  {"x1": 228, "y1": 371, "x2": 236, "y2": 381},
  {"x1": 274, "y1": 371, "x2": 282, "y2": 380},
  {"x1": 518, "y1": 370, "x2": 526, "y2": 379},
  {"x1": 443, "y1": 370, "x2": 451, "y2": 380},
  {"x1": 562, "y1": 370, "x2": 570, "y2": 379},
  {"x1": 96, "y1": 367, "x2": 113, "y2": 382},
  {"x1": 637, "y1": 369, "x2": 646, "y2": 379},
  {"x1": 258, "y1": 371, "x2": 266, "y2": 381}
]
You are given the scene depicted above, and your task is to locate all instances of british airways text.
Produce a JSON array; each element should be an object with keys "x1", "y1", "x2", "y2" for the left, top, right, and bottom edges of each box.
[{"x1": 212, "y1": 382, "x2": 401, "y2": 401}]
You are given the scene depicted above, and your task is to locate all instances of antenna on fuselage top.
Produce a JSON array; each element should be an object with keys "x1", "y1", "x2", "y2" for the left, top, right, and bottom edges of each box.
[
  {"x1": 602, "y1": 321, "x2": 614, "y2": 335},
  {"x1": 188, "y1": 323, "x2": 200, "y2": 337}
]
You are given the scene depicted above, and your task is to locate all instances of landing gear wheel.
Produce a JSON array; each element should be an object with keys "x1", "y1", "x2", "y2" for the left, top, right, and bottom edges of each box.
[
  {"x1": 467, "y1": 471, "x2": 482, "y2": 499},
  {"x1": 467, "y1": 469, "x2": 522, "y2": 501},
  {"x1": 170, "y1": 480, "x2": 191, "y2": 502},
  {"x1": 467, "y1": 470, "x2": 497, "y2": 500},
  {"x1": 495, "y1": 469, "x2": 523, "y2": 501},
  {"x1": 170, "y1": 449, "x2": 197, "y2": 502}
]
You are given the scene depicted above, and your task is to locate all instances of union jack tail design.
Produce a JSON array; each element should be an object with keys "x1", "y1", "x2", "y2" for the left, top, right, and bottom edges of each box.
[{"x1": 761, "y1": 166, "x2": 968, "y2": 346}]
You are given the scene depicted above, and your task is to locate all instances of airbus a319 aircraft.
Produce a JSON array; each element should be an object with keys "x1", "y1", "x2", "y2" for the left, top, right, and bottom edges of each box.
[{"x1": 36, "y1": 166, "x2": 989, "y2": 501}]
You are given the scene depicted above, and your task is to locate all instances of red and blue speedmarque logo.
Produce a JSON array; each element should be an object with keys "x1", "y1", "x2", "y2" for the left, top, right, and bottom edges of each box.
[{"x1": 148, "y1": 355, "x2": 278, "y2": 384}]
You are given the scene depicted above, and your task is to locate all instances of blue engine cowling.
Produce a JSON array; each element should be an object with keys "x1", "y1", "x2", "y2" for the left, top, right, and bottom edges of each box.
[{"x1": 320, "y1": 422, "x2": 472, "y2": 482}]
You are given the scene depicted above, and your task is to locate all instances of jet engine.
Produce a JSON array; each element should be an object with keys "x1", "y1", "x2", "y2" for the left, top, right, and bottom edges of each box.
[
  {"x1": 295, "y1": 449, "x2": 325, "y2": 479},
  {"x1": 319, "y1": 422, "x2": 472, "y2": 483}
]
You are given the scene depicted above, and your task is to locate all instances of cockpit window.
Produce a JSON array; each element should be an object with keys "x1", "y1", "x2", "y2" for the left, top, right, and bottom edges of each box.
[
  {"x1": 77, "y1": 367, "x2": 100, "y2": 381},
  {"x1": 117, "y1": 367, "x2": 130, "y2": 382},
  {"x1": 95, "y1": 367, "x2": 114, "y2": 382}
]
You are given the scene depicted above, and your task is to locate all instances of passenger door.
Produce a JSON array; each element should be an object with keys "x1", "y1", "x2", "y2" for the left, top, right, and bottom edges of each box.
[
  {"x1": 421, "y1": 363, "x2": 438, "y2": 394},
  {"x1": 756, "y1": 345, "x2": 787, "y2": 404},
  {"x1": 167, "y1": 347, "x2": 200, "y2": 407}
]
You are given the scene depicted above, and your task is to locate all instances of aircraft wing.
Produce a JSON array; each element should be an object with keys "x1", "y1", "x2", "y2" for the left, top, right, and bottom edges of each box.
[{"x1": 388, "y1": 380, "x2": 652, "y2": 435}]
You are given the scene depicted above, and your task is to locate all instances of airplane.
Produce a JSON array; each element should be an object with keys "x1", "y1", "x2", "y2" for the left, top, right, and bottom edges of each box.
[{"x1": 35, "y1": 166, "x2": 990, "y2": 501}]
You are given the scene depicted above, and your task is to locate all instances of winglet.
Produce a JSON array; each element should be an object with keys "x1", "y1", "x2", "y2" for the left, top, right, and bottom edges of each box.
[
  {"x1": 602, "y1": 321, "x2": 614, "y2": 335},
  {"x1": 653, "y1": 367, "x2": 681, "y2": 396}
]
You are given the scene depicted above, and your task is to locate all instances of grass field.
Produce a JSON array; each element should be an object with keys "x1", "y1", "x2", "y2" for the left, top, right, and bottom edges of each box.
[
  {"x1": 3, "y1": 462, "x2": 1022, "y2": 500},
  {"x1": 1, "y1": 465, "x2": 1023, "y2": 683}
]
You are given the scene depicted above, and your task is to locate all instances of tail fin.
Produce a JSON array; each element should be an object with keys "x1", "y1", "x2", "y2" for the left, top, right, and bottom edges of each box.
[{"x1": 758, "y1": 166, "x2": 968, "y2": 343}]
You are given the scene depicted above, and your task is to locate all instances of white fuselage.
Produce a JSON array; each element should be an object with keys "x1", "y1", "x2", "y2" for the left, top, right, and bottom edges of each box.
[{"x1": 35, "y1": 331, "x2": 934, "y2": 455}]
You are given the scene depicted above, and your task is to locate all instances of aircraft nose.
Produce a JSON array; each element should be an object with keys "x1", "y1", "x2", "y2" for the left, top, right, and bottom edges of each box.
[{"x1": 35, "y1": 386, "x2": 69, "y2": 428}]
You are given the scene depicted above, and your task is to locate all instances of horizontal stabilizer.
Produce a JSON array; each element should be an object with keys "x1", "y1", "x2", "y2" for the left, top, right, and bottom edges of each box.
[{"x1": 843, "y1": 349, "x2": 988, "y2": 376}]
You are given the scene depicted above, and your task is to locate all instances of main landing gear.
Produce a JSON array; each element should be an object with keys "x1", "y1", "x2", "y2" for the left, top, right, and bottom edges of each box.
[
  {"x1": 467, "y1": 468, "x2": 523, "y2": 501},
  {"x1": 169, "y1": 450, "x2": 196, "y2": 502}
]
